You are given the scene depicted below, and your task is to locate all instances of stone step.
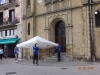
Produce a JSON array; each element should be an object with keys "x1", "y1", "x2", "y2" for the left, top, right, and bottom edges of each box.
[
  {"x1": 45, "y1": 57, "x2": 58, "y2": 60},
  {"x1": 54, "y1": 52, "x2": 66, "y2": 56},
  {"x1": 44, "y1": 52, "x2": 71, "y2": 61},
  {"x1": 46, "y1": 56, "x2": 64, "y2": 59},
  {"x1": 44, "y1": 57, "x2": 71, "y2": 61},
  {"x1": 51, "y1": 56, "x2": 57, "y2": 58}
]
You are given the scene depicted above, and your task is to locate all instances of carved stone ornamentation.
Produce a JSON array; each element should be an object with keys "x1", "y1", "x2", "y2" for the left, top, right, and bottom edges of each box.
[
  {"x1": 61, "y1": 0, "x2": 70, "y2": 9},
  {"x1": 53, "y1": 3, "x2": 60, "y2": 11},
  {"x1": 26, "y1": 7, "x2": 31, "y2": 18},
  {"x1": 82, "y1": 0, "x2": 88, "y2": 5},
  {"x1": 46, "y1": 4, "x2": 52, "y2": 13},
  {"x1": 45, "y1": 0, "x2": 51, "y2": 5}
]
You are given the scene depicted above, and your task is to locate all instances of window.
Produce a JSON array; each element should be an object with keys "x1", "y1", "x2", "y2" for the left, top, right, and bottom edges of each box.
[
  {"x1": 3, "y1": 31, "x2": 5, "y2": 37},
  {"x1": 0, "y1": 0, "x2": 5, "y2": 5},
  {"x1": 7, "y1": 30, "x2": 10, "y2": 36},
  {"x1": 14, "y1": 29, "x2": 17, "y2": 35},
  {"x1": 9, "y1": 30, "x2": 11, "y2": 36},
  {"x1": 0, "y1": 31, "x2": 1, "y2": 37},
  {"x1": 1, "y1": 31, "x2": 3, "y2": 37},
  {"x1": 9, "y1": 9, "x2": 15, "y2": 23},
  {"x1": 27, "y1": 0, "x2": 30, "y2": 6},
  {"x1": 0, "y1": 12, "x2": 3, "y2": 25},
  {"x1": 5, "y1": 30, "x2": 7, "y2": 36},
  {"x1": 95, "y1": 10, "x2": 100, "y2": 27},
  {"x1": 11, "y1": 30, "x2": 13, "y2": 36},
  {"x1": 28, "y1": 23, "x2": 30, "y2": 35},
  {"x1": 9, "y1": 0, "x2": 15, "y2": 3}
]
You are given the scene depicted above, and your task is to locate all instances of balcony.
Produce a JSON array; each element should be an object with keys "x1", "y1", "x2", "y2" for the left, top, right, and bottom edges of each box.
[
  {"x1": 0, "y1": 0, "x2": 20, "y2": 10},
  {"x1": 0, "y1": 22, "x2": 17, "y2": 29},
  {"x1": 0, "y1": 18, "x2": 19, "y2": 29}
]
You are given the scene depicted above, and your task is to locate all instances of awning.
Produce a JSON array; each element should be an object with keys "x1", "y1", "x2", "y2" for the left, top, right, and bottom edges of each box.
[{"x1": 0, "y1": 38, "x2": 20, "y2": 44}]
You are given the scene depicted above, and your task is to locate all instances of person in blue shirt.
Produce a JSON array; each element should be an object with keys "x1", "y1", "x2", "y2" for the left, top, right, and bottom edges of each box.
[
  {"x1": 33, "y1": 43, "x2": 39, "y2": 65},
  {"x1": 14, "y1": 45, "x2": 19, "y2": 62},
  {"x1": 57, "y1": 44, "x2": 61, "y2": 61}
]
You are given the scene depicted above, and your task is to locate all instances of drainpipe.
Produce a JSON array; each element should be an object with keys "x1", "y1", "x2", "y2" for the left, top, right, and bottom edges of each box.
[{"x1": 89, "y1": 0, "x2": 95, "y2": 62}]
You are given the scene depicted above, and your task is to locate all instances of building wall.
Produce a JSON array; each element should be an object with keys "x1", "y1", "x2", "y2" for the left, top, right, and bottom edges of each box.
[
  {"x1": 0, "y1": 0, "x2": 22, "y2": 58},
  {"x1": 92, "y1": 2, "x2": 100, "y2": 60},
  {"x1": 22, "y1": 0, "x2": 100, "y2": 61},
  {"x1": 0, "y1": 0, "x2": 21, "y2": 39},
  {"x1": 34, "y1": 0, "x2": 90, "y2": 60},
  {"x1": 22, "y1": 0, "x2": 35, "y2": 59},
  {"x1": 82, "y1": 0, "x2": 100, "y2": 60}
]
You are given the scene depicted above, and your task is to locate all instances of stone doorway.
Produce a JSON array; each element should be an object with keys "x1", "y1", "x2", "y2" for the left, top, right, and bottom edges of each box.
[{"x1": 55, "y1": 21, "x2": 66, "y2": 52}]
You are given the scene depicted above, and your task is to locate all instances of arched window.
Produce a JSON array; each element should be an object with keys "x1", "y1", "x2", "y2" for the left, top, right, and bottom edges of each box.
[{"x1": 95, "y1": 10, "x2": 100, "y2": 27}]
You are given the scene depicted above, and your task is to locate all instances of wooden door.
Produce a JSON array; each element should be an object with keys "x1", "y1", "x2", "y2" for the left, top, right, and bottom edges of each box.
[{"x1": 55, "y1": 21, "x2": 66, "y2": 52}]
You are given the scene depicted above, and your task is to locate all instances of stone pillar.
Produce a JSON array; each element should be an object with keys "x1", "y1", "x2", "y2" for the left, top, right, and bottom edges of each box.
[
  {"x1": 67, "y1": 26, "x2": 73, "y2": 58},
  {"x1": 82, "y1": 5, "x2": 91, "y2": 60}
]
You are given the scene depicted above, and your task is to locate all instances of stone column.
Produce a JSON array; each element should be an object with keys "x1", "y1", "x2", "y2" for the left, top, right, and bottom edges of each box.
[{"x1": 82, "y1": 5, "x2": 91, "y2": 60}]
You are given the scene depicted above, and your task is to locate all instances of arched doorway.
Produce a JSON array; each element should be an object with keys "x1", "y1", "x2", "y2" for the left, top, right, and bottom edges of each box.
[{"x1": 55, "y1": 21, "x2": 66, "y2": 52}]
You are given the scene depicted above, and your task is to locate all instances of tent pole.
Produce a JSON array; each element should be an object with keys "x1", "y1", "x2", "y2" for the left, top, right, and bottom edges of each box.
[{"x1": 49, "y1": 48, "x2": 50, "y2": 57}]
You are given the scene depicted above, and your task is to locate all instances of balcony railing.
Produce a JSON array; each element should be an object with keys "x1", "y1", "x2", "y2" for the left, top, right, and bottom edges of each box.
[
  {"x1": 4, "y1": 19, "x2": 19, "y2": 25},
  {"x1": 0, "y1": 17, "x2": 19, "y2": 26},
  {"x1": 0, "y1": 20, "x2": 18, "y2": 29},
  {"x1": 0, "y1": 0, "x2": 20, "y2": 10}
]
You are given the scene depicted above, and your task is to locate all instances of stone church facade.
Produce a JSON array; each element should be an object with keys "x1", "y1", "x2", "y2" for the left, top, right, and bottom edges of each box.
[{"x1": 21, "y1": 0, "x2": 100, "y2": 61}]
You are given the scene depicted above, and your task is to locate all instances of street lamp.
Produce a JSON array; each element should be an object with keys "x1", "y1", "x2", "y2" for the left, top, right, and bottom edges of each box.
[
  {"x1": 95, "y1": 11, "x2": 99, "y2": 14},
  {"x1": 95, "y1": 11, "x2": 98, "y2": 14}
]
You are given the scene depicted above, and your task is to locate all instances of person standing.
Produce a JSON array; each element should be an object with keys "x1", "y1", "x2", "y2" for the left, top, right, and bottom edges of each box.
[
  {"x1": 57, "y1": 44, "x2": 61, "y2": 61},
  {"x1": 0, "y1": 46, "x2": 3, "y2": 61},
  {"x1": 14, "y1": 45, "x2": 19, "y2": 62},
  {"x1": 33, "y1": 43, "x2": 39, "y2": 65},
  {"x1": 4, "y1": 45, "x2": 7, "y2": 59}
]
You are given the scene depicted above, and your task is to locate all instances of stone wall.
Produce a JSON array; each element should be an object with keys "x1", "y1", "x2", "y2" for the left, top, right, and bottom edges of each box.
[
  {"x1": 92, "y1": 4, "x2": 100, "y2": 60},
  {"x1": 22, "y1": 0, "x2": 100, "y2": 61}
]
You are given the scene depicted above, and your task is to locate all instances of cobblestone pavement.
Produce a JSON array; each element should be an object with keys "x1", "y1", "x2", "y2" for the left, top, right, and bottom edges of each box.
[{"x1": 0, "y1": 58, "x2": 100, "y2": 75}]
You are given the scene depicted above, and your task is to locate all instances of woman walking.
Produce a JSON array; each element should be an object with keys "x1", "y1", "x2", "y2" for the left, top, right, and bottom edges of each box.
[
  {"x1": 14, "y1": 45, "x2": 19, "y2": 62},
  {"x1": 0, "y1": 46, "x2": 3, "y2": 61}
]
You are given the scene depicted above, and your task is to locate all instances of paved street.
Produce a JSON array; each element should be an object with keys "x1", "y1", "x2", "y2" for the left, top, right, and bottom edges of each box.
[{"x1": 0, "y1": 58, "x2": 100, "y2": 75}]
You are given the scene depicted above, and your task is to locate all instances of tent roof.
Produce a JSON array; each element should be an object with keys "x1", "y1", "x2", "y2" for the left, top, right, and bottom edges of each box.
[{"x1": 17, "y1": 36, "x2": 58, "y2": 49}]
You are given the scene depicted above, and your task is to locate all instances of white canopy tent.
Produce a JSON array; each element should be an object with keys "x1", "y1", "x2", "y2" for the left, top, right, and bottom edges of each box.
[{"x1": 17, "y1": 36, "x2": 58, "y2": 49}]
